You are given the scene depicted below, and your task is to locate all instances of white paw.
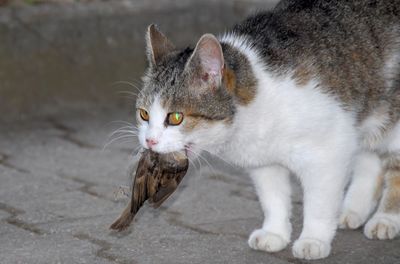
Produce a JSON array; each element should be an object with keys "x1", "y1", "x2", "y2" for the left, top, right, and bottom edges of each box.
[
  {"x1": 292, "y1": 238, "x2": 331, "y2": 260},
  {"x1": 364, "y1": 215, "x2": 399, "y2": 240},
  {"x1": 339, "y1": 210, "x2": 364, "y2": 229},
  {"x1": 248, "y1": 229, "x2": 288, "y2": 252}
]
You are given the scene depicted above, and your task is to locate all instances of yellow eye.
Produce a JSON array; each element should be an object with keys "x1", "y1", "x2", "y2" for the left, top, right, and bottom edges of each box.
[
  {"x1": 138, "y1": 109, "x2": 149, "y2": 121},
  {"x1": 167, "y1": 112, "x2": 184, "y2": 126}
]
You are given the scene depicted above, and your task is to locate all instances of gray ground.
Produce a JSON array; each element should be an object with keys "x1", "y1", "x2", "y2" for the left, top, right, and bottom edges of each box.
[
  {"x1": 1, "y1": 0, "x2": 400, "y2": 263},
  {"x1": 2, "y1": 105, "x2": 400, "y2": 264}
]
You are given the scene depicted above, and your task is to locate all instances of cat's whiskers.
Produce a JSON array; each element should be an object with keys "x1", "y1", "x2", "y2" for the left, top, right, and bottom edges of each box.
[
  {"x1": 105, "y1": 125, "x2": 138, "y2": 144},
  {"x1": 103, "y1": 134, "x2": 138, "y2": 151},
  {"x1": 107, "y1": 121, "x2": 139, "y2": 135},
  {"x1": 195, "y1": 145, "x2": 234, "y2": 167},
  {"x1": 127, "y1": 145, "x2": 143, "y2": 158},
  {"x1": 133, "y1": 146, "x2": 143, "y2": 156},
  {"x1": 177, "y1": 150, "x2": 200, "y2": 171},
  {"x1": 109, "y1": 139, "x2": 139, "y2": 153},
  {"x1": 186, "y1": 147, "x2": 216, "y2": 174},
  {"x1": 183, "y1": 150, "x2": 199, "y2": 171},
  {"x1": 117, "y1": 91, "x2": 138, "y2": 100},
  {"x1": 108, "y1": 129, "x2": 138, "y2": 140},
  {"x1": 108, "y1": 120, "x2": 137, "y2": 127},
  {"x1": 111, "y1": 81, "x2": 145, "y2": 97},
  {"x1": 108, "y1": 125, "x2": 138, "y2": 131}
]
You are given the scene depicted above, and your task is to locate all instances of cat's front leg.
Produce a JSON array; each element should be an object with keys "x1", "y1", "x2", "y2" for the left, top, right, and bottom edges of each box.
[
  {"x1": 292, "y1": 165, "x2": 346, "y2": 260},
  {"x1": 248, "y1": 165, "x2": 292, "y2": 253}
]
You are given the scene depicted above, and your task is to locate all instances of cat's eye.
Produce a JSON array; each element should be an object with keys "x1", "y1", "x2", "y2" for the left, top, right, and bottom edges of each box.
[
  {"x1": 138, "y1": 109, "x2": 149, "y2": 121},
  {"x1": 167, "y1": 112, "x2": 184, "y2": 126}
]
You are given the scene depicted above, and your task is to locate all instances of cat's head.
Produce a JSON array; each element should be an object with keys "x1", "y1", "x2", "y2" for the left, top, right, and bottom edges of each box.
[{"x1": 136, "y1": 25, "x2": 237, "y2": 156}]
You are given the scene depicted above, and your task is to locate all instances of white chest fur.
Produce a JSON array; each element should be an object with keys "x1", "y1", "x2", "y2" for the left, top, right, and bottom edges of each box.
[
  {"x1": 218, "y1": 72, "x2": 357, "y2": 174},
  {"x1": 218, "y1": 34, "x2": 358, "y2": 172}
]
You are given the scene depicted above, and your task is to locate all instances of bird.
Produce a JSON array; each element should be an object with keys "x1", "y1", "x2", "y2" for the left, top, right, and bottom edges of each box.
[{"x1": 110, "y1": 149, "x2": 189, "y2": 231}]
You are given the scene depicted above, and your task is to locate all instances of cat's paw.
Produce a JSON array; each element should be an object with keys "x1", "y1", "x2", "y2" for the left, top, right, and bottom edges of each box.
[
  {"x1": 292, "y1": 238, "x2": 331, "y2": 260},
  {"x1": 248, "y1": 229, "x2": 288, "y2": 252},
  {"x1": 364, "y1": 215, "x2": 399, "y2": 240},
  {"x1": 339, "y1": 210, "x2": 364, "y2": 229}
]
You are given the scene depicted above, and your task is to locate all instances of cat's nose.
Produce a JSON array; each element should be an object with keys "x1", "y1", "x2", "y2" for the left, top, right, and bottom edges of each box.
[{"x1": 146, "y1": 138, "x2": 158, "y2": 148}]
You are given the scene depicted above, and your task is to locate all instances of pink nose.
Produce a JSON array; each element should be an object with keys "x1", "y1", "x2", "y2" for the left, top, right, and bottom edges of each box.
[{"x1": 146, "y1": 138, "x2": 158, "y2": 148}]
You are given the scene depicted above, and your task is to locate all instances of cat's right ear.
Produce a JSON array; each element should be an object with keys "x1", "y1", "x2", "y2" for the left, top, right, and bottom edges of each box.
[
  {"x1": 185, "y1": 34, "x2": 224, "y2": 93},
  {"x1": 146, "y1": 24, "x2": 175, "y2": 65}
]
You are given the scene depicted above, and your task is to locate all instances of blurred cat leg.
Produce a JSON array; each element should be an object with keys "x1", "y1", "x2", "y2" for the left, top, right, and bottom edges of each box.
[
  {"x1": 248, "y1": 165, "x2": 292, "y2": 253},
  {"x1": 292, "y1": 164, "x2": 347, "y2": 260},
  {"x1": 340, "y1": 152, "x2": 383, "y2": 229},
  {"x1": 364, "y1": 154, "x2": 400, "y2": 240}
]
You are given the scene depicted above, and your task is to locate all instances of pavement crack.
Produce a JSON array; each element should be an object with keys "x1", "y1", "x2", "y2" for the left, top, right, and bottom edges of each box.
[
  {"x1": 47, "y1": 117, "x2": 98, "y2": 149},
  {"x1": 0, "y1": 152, "x2": 30, "y2": 174},
  {"x1": 277, "y1": 256, "x2": 309, "y2": 264},
  {"x1": 167, "y1": 215, "x2": 220, "y2": 236},
  {"x1": 165, "y1": 210, "x2": 247, "y2": 239},
  {"x1": 35, "y1": 213, "x2": 115, "y2": 225},
  {"x1": 73, "y1": 232, "x2": 135, "y2": 264},
  {"x1": 0, "y1": 202, "x2": 45, "y2": 235},
  {"x1": 57, "y1": 173, "x2": 113, "y2": 201},
  {"x1": 229, "y1": 189, "x2": 257, "y2": 202},
  {"x1": 208, "y1": 173, "x2": 251, "y2": 187}
]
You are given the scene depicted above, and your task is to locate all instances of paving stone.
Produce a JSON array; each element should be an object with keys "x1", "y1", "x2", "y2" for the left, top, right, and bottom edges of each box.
[{"x1": 1, "y1": 109, "x2": 400, "y2": 264}]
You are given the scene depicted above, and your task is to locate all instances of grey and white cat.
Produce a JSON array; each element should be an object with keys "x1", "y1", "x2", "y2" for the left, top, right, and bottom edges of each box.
[{"x1": 135, "y1": 0, "x2": 400, "y2": 260}]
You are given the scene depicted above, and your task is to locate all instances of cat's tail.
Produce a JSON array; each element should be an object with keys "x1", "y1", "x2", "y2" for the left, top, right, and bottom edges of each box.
[{"x1": 109, "y1": 201, "x2": 134, "y2": 231}]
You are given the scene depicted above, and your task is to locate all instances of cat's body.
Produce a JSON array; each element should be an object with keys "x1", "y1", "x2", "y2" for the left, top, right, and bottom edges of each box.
[{"x1": 136, "y1": 0, "x2": 400, "y2": 259}]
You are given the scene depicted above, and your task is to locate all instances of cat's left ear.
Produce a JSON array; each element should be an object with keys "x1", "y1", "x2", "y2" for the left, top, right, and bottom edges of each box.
[
  {"x1": 146, "y1": 24, "x2": 175, "y2": 65},
  {"x1": 186, "y1": 34, "x2": 224, "y2": 89}
]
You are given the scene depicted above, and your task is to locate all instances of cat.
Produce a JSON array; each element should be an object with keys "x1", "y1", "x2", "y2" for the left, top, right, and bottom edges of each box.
[{"x1": 134, "y1": 0, "x2": 400, "y2": 260}]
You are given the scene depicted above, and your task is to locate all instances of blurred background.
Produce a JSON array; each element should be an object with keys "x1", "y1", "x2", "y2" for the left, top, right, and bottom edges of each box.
[
  {"x1": 1, "y1": 1, "x2": 400, "y2": 264},
  {"x1": 0, "y1": 0, "x2": 276, "y2": 121}
]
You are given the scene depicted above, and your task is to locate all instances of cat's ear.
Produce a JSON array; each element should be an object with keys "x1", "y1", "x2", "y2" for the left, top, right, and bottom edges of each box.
[
  {"x1": 186, "y1": 34, "x2": 224, "y2": 89},
  {"x1": 146, "y1": 24, "x2": 175, "y2": 65}
]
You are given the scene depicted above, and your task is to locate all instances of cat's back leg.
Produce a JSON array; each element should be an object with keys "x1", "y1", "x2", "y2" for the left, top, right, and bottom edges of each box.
[
  {"x1": 342, "y1": 49, "x2": 400, "y2": 230},
  {"x1": 364, "y1": 124, "x2": 400, "y2": 240},
  {"x1": 339, "y1": 107, "x2": 391, "y2": 229},
  {"x1": 364, "y1": 69, "x2": 400, "y2": 239},
  {"x1": 339, "y1": 152, "x2": 383, "y2": 229}
]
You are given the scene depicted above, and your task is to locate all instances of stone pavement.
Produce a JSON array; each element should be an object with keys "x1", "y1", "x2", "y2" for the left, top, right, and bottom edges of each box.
[{"x1": 1, "y1": 105, "x2": 400, "y2": 264}]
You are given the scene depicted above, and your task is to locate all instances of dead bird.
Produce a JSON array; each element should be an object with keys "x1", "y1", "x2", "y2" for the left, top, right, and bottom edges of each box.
[{"x1": 110, "y1": 149, "x2": 188, "y2": 231}]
